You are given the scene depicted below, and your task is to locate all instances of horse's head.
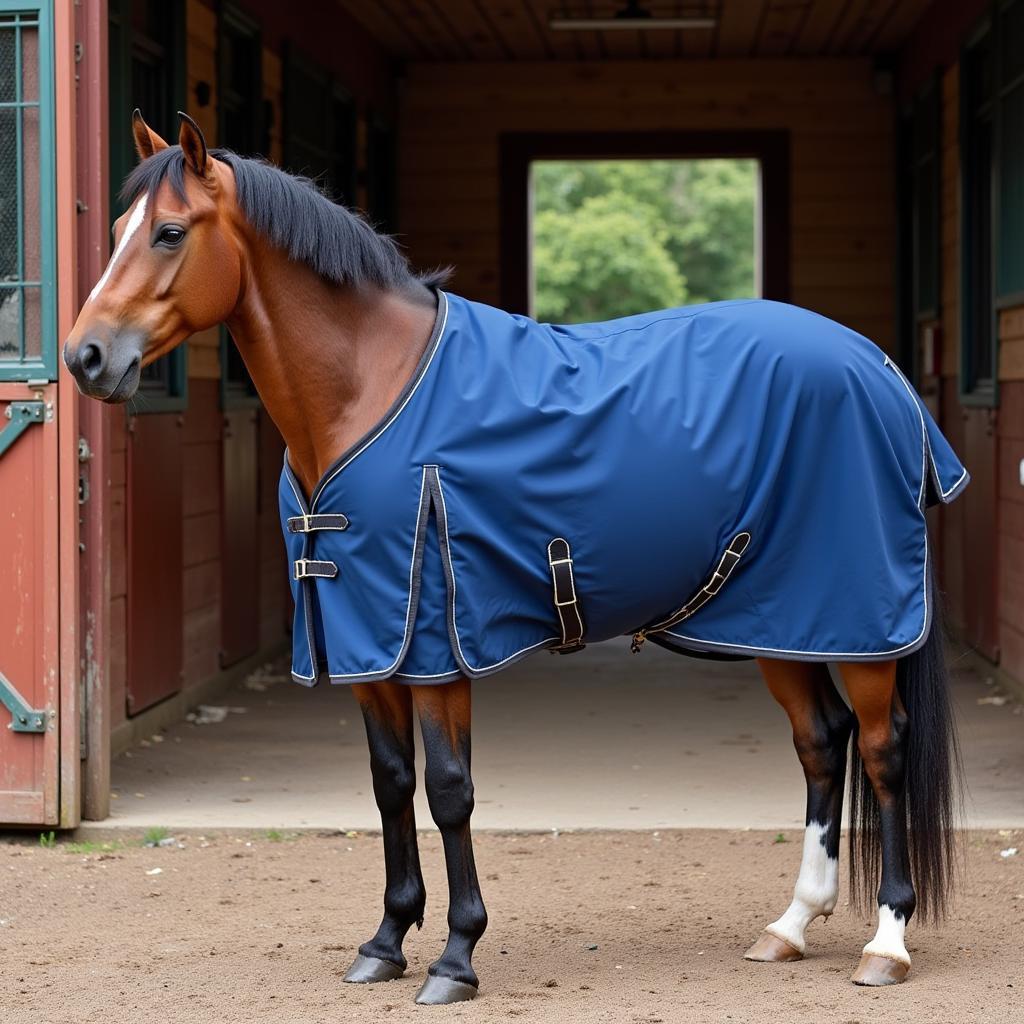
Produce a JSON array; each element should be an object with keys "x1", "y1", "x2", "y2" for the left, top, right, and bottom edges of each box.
[{"x1": 64, "y1": 111, "x2": 243, "y2": 402}]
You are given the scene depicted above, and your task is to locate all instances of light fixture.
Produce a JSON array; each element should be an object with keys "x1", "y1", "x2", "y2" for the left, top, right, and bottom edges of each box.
[{"x1": 549, "y1": 1, "x2": 716, "y2": 31}]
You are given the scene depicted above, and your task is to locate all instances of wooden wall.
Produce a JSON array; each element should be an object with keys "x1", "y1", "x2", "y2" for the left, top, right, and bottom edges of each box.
[
  {"x1": 930, "y1": 63, "x2": 1024, "y2": 686},
  {"x1": 106, "y1": 0, "x2": 395, "y2": 730},
  {"x1": 398, "y1": 58, "x2": 897, "y2": 352}
]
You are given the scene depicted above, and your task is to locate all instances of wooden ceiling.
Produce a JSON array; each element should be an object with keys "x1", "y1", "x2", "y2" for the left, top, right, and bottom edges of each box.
[{"x1": 335, "y1": 1, "x2": 936, "y2": 61}]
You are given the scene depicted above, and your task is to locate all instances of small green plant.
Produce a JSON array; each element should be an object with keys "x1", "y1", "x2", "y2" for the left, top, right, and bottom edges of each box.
[
  {"x1": 774, "y1": 832, "x2": 788, "y2": 844},
  {"x1": 39, "y1": 831, "x2": 57, "y2": 848},
  {"x1": 143, "y1": 826, "x2": 170, "y2": 845},
  {"x1": 63, "y1": 839, "x2": 122, "y2": 855},
  {"x1": 266, "y1": 829, "x2": 283, "y2": 843}
]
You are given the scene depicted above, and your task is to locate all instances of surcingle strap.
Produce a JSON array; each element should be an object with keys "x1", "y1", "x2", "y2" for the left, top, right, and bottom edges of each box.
[
  {"x1": 287, "y1": 513, "x2": 350, "y2": 533},
  {"x1": 632, "y1": 531, "x2": 752, "y2": 652},
  {"x1": 548, "y1": 537, "x2": 586, "y2": 653}
]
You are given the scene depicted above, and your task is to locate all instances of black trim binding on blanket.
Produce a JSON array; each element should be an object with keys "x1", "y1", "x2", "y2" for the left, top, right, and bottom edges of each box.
[{"x1": 547, "y1": 537, "x2": 586, "y2": 653}]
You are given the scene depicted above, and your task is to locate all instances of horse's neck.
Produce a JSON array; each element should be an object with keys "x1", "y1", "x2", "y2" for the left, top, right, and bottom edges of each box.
[{"x1": 226, "y1": 252, "x2": 437, "y2": 498}]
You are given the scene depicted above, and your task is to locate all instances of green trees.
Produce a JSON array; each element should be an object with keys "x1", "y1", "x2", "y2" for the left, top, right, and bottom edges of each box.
[{"x1": 531, "y1": 159, "x2": 758, "y2": 324}]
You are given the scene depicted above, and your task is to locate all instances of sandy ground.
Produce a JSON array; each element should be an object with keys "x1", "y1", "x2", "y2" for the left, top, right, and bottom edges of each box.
[
  {"x1": 99, "y1": 642, "x2": 1024, "y2": 831},
  {"x1": 1, "y1": 828, "x2": 1021, "y2": 1024}
]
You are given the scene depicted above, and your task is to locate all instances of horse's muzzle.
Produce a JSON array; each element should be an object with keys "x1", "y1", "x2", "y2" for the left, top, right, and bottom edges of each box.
[{"x1": 63, "y1": 332, "x2": 144, "y2": 403}]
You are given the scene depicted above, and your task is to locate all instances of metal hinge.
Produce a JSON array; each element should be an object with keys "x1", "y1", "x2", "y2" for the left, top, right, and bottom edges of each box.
[
  {"x1": 0, "y1": 669, "x2": 51, "y2": 733},
  {"x1": 78, "y1": 436, "x2": 92, "y2": 505},
  {"x1": 0, "y1": 400, "x2": 47, "y2": 459}
]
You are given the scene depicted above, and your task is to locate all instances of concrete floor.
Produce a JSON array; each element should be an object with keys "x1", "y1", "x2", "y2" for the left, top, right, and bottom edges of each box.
[{"x1": 96, "y1": 640, "x2": 1024, "y2": 831}]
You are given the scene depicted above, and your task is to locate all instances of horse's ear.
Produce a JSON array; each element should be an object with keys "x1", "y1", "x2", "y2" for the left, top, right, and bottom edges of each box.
[
  {"x1": 132, "y1": 109, "x2": 169, "y2": 161},
  {"x1": 177, "y1": 111, "x2": 210, "y2": 179}
]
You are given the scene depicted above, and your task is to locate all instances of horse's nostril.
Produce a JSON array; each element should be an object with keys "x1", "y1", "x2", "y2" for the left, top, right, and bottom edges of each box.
[{"x1": 80, "y1": 341, "x2": 106, "y2": 381}]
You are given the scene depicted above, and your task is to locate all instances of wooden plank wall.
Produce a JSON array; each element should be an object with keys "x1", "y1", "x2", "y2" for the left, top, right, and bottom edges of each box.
[
  {"x1": 109, "y1": 0, "x2": 375, "y2": 729},
  {"x1": 933, "y1": 63, "x2": 1024, "y2": 684},
  {"x1": 398, "y1": 58, "x2": 897, "y2": 352},
  {"x1": 936, "y1": 66, "x2": 967, "y2": 630}
]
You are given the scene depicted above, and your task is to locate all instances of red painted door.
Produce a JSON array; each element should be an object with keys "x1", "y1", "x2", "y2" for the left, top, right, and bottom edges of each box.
[
  {"x1": 0, "y1": 385, "x2": 60, "y2": 824},
  {"x1": 0, "y1": 4, "x2": 72, "y2": 827},
  {"x1": 962, "y1": 408, "x2": 1000, "y2": 660},
  {"x1": 126, "y1": 414, "x2": 185, "y2": 713}
]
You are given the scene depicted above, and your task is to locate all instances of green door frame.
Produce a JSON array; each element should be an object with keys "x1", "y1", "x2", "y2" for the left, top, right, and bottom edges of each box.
[{"x1": 0, "y1": 1, "x2": 56, "y2": 383}]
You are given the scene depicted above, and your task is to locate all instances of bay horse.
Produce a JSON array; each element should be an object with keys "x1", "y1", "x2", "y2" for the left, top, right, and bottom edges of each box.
[{"x1": 65, "y1": 112, "x2": 963, "y2": 1005}]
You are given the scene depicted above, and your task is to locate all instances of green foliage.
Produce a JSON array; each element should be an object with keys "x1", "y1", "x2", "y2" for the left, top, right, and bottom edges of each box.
[
  {"x1": 62, "y1": 839, "x2": 123, "y2": 855},
  {"x1": 531, "y1": 159, "x2": 757, "y2": 323},
  {"x1": 143, "y1": 826, "x2": 169, "y2": 845},
  {"x1": 38, "y1": 831, "x2": 56, "y2": 849}
]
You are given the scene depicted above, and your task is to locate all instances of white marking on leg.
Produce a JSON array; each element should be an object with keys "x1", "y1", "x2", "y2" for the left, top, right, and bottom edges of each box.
[
  {"x1": 764, "y1": 821, "x2": 839, "y2": 953},
  {"x1": 862, "y1": 905, "x2": 910, "y2": 965},
  {"x1": 89, "y1": 194, "x2": 148, "y2": 303}
]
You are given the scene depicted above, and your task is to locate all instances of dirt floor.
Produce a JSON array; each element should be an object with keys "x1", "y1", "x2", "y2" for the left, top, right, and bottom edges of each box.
[{"x1": 2, "y1": 828, "x2": 1020, "y2": 1024}]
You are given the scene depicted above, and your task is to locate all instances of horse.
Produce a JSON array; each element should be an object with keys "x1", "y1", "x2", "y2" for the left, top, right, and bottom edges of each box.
[{"x1": 64, "y1": 111, "x2": 964, "y2": 1006}]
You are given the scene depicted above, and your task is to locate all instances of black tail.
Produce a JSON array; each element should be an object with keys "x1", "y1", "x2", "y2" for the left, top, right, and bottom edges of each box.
[{"x1": 848, "y1": 574, "x2": 963, "y2": 923}]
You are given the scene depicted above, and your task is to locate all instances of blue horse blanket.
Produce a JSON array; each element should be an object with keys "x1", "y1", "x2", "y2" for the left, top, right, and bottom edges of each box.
[{"x1": 280, "y1": 292, "x2": 968, "y2": 686}]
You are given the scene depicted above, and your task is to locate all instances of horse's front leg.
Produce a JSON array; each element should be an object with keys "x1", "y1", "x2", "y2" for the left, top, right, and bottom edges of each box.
[
  {"x1": 746, "y1": 659, "x2": 853, "y2": 963},
  {"x1": 343, "y1": 682, "x2": 426, "y2": 984},
  {"x1": 410, "y1": 678, "x2": 487, "y2": 1005}
]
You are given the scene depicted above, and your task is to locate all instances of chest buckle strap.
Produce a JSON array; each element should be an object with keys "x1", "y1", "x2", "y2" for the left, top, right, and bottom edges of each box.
[
  {"x1": 548, "y1": 537, "x2": 586, "y2": 654},
  {"x1": 293, "y1": 558, "x2": 338, "y2": 580},
  {"x1": 287, "y1": 513, "x2": 350, "y2": 533},
  {"x1": 632, "y1": 531, "x2": 751, "y2": 653}
]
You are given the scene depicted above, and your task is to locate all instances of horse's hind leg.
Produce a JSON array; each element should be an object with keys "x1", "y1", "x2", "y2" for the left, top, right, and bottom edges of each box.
[
  {"x1": 410, "y1": 678, "x2": 487, "y2": 1005},
  {"x1": 837, "y1": 659, "x2": 913, "y2": 985},
  {"x1": 745, "y1": 659, "x2": 853, "y2": 963},
  {"x1": 343, "y1": 682, "x2": 426, "y2": 984}
]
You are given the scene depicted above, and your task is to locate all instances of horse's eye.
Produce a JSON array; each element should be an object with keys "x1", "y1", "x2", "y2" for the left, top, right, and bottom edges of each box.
[{"x1": 157, "y1": 226, "x2": 186, "y2": 247}]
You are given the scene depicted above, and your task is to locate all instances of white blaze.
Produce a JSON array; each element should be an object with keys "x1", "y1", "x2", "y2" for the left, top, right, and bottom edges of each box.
[
  {"x1": 862, "y1": 905, "x2": 910, "y2": 965},
  {"x1": 88, "y1": 194, "x2": 148, "y2": 304},
  {"x1": 763, "y1": 821, "x2": 839, "y2": 954}
]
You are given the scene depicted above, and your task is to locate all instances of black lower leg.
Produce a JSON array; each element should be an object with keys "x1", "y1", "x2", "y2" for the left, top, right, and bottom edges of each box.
[
  {"x1": 840, "y1": 660, "x2": 915, "y2": 983},
  {"x1": 352, "y1": 685, "x2": 425, "y2": 972},
  {"x1": 415, "y1": 682, "x2": 487, "y2": 993},
  {"x1": 794, "y1": 673, "x2": 854, "y2": 861},
  {"x1": 862, "y1": 708, "x2": 916, "y2": 926}
]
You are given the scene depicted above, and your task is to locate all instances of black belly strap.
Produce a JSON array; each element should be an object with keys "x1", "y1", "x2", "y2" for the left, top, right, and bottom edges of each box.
[{"x1": 547, "y1": 537, "x2": 586, "y2": 653}]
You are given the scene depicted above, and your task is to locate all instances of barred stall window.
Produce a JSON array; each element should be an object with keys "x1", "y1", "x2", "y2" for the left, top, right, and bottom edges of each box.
[{"x1": 0, "y1": 5, "x2": 55, "y2": 382}]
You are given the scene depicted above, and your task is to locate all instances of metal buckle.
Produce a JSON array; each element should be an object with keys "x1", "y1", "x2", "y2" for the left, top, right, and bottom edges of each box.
[{"x1": 293, "y1": 558, "x2": 309, "y2": 580}]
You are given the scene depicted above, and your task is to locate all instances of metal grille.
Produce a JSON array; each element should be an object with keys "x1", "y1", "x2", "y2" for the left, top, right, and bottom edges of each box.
[{"x1": 0, "y1": 11, "x2": 43, "y2": 368}]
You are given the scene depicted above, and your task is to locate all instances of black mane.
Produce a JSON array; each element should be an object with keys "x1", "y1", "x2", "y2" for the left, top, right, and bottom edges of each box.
[{"x1": 120, "y1": 146, "x2": 449, "y2": 292}]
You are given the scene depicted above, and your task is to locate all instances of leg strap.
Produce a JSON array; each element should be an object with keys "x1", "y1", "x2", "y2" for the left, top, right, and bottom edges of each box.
[
  {"x1": 632, "y1": 531, "x2": 751, "y2": 652},
  {"x1": 548, "y1": 537, "x2": 585, "y2": 653}
]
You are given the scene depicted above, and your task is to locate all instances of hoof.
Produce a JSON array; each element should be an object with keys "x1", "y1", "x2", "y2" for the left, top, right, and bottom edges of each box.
[
  {"x1": 343, "y1": 953, "x2": 405, "y2": 984},
  {"x1": 744, "y1": 931, "x2": 804, "y2": 963},
  {"x1": 851, "y1": 953, "x2": 910, "y2": 986},
  {"x1": 414, "y1": 973, "x2": 479, "y2": 1005}
]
